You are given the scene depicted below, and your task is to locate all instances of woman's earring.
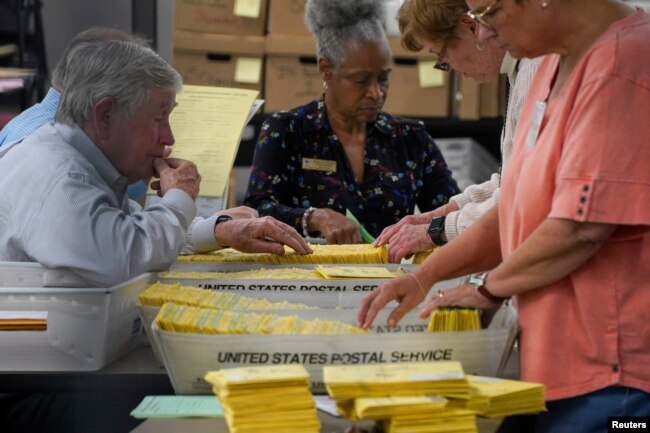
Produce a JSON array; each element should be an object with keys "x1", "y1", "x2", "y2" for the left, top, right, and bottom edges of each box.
[
  {"x1": 322, "y1": 81, "x2": 328, "y2": 90},
  {"x1": 476, "y1": 42, "x2": 485, "y2": 51},
  {"x1": 541, "y1": 1, "x2": 548, "y2": 8}
]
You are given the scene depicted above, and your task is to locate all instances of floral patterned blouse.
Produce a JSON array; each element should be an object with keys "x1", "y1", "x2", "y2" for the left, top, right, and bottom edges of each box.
[{"x1": 244, "y1": 97, "x2": 460, "y2": 238}]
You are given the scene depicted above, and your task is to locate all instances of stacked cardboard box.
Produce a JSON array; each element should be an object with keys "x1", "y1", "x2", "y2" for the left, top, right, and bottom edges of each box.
[
  {"x1": 264, "y1": 0, "x2": 318, "y2": 113},
  {"x1": 173, "y1": 0, "x2": 267, "y2": 93},
  {"x1": 455, "y1": 74, "x2": 507, "y2": 120},
  {"x1": 385, "y1": 38, "x2": 450, "y2": 118},
  {"x1": 171, "y1": 0, "x2": 508, "y2": 119}
]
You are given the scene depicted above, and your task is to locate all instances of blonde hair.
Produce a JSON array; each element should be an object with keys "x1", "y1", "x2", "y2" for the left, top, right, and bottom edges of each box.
[{"x1": 397, "y1": 0, "x2": 468, "y2": 52}]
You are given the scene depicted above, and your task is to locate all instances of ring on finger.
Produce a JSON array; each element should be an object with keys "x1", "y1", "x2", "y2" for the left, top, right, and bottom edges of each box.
[{"x1": 436, "y1": 290, "x2": 444, "y2": 298}]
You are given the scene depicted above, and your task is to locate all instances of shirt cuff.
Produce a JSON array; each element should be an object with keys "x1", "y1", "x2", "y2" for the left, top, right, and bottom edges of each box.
[
  {"x1": 444, "y1": 210, "x2": 461, "y2": 242},
  {"x1": 185, "y1": 215, "x2": 222, "y2": 254},
  {"x1": 450, "y1": 193, "x2": 472, "y2": 210}
]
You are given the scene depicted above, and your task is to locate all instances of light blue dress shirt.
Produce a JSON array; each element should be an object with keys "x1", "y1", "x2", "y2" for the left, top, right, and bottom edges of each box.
[
  {"x1": 0, "y1": 88, "x2": 148, "y2": 201},
  {"x1": 0, "y1": 123, "x2": 219, "y2": 287}
]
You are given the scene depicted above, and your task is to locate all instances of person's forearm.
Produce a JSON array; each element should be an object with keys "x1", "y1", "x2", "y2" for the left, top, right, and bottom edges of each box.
[
  {"x1": 415, "y1": 206, "x2": 503, "y2": 287},
  {"x1": 485, "y1": 218, "x2": 616, "y2": 298}
]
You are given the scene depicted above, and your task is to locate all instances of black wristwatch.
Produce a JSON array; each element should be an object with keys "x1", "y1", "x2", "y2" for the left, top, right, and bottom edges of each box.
[
  {"x1": 214, "y1": 214, "x2": 233, "y2": 247},
  {"x1": 215, "y1": 214, "x2": 233, "y2": 226},
  {"x1": 427, "y1": 216, "x2": 447, "y2": 246}
]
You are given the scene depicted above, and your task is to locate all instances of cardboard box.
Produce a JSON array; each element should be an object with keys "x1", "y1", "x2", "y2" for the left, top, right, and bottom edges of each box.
[
  {"x1": 174, "y1": 0, "x2": 268, "y2": 36},
  {"x1": 455, "y1": 74, "x2": 505, "y2": 120},
  {"x1": 264, "y1": 34, "x2": 319, "y2": 113},
  {"x1": 386, "y1": 40, "x2": 451, "y2": 118},
  {"x1": 267, "y1": 0, "x2": 309, "y2": 35},
  {"x1": 384, "y1": 56, "x2": 450, "y2": 118},
  {"x1": 263, "y1": 35, "x2": 450, "y2": 117},
  {"x1": 0, "y1": 263, "x2": 146, "y2": 371},
  {"x1": 152, "y1": 305, "x2": 518, "y2": 394},
  {"x1": 173, "y1": 30, "x2": 265, "y2": 91}
]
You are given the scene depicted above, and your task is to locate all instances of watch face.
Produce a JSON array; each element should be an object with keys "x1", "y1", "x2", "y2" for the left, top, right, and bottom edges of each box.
[
  {"x1": 428, "y1": 216, "x2": 446, "y2": 246},
  {"x1": 428, "y1": 216, "x2": 445, "y2": 231},
  {"x1": 216, "y1": 215, "x2": 233, "y2": 224}
]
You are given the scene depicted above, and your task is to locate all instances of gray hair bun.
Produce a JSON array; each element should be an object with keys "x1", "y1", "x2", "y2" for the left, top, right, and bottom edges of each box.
[{"x1": 305, "y1": 0, "x2": 386, "y2": 33}]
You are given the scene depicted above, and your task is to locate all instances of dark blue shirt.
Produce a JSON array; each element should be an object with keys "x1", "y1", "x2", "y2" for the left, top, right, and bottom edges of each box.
[{"x1": 244, "y1": 98, "x2": 460, "y2": 238}]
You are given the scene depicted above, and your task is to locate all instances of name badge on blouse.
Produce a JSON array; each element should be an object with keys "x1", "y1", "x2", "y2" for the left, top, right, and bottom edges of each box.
[
  {"x1": 302, "y1": 158, "x2": 337, "y2": 172},
  {"x1": 526, "y1": 100, "x2": 547, "y2": 149}
]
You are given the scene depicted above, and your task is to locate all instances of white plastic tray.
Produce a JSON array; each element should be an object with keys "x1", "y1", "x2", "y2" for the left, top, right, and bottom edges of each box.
[
  {"x1": 152, "y1": 305, "x2": 518, "y2": 394},
  {"x1": 0, "y1": 263, "x2": 152, "y2": 371}
]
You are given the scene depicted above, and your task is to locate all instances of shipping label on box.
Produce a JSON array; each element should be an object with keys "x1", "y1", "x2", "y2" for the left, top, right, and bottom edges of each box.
[
  {"x1": 153, "y1": 306, "x2": 517, "y2": 394},
  {"x1": 175, "y1": 0, "x2": 268, "y2": 35},
  {"x1": 384, "y1": 57, "x2": 450, "y2": 118},
  {"x1": 174, "y1": 51, "x2": 264, "y2": 92}
]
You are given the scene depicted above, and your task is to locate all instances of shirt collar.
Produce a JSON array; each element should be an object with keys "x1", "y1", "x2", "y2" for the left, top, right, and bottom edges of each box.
[
  {"x1": 55, "y1": 123, "x2": 128, "y2": 196},
  {"x1": 500, "y1": 52, "x2": 519, "y2": 83},
  {"x1": 43, "y1": 87, "x2": 62, "y2": 110},
  {"x1": 310, "y1": 94, "x2": 393, "y2": 136}
]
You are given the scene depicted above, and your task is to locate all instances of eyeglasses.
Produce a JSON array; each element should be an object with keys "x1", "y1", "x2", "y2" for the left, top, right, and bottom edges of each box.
[
  {"x1": 466, "y1": 0, "x2": 501, "y2": 30},
  {"x1": 433, "y1": 39, "x2": 450, "y2": 72}
]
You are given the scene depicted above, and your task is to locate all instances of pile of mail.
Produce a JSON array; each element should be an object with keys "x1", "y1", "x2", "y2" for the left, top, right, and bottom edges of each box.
[
  {"x1": 324, "y1": 361, "x2": 478, "y2": 433},
  {"x1": 461, "y1": 375, "x2": 546, "y2": 418},
  {"x1": 205, "y1": 365, "x2": 320, "y2": 433}
]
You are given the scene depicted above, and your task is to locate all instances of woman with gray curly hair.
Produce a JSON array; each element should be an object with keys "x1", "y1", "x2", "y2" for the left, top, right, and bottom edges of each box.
[{"x1": 245, "y1": 0, "x2": 460, "y2": 245}]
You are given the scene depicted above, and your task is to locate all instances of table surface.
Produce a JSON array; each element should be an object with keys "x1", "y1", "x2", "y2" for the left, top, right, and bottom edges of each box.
[
  {"x1": 130, "y1": 411, "x2": 503, "y2": 433},
  {"x1": 0, "y1": 344, "x2": 173, "y2": 394}
]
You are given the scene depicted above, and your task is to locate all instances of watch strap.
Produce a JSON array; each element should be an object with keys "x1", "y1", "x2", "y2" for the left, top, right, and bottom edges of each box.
[
  {"x1": 428, "y1": 216, "x2": 447, "y2": 246},
  {"x1": 214, "y1": 215, "x2": 233, "y2": 248},
  {"x1": 470, "y1": 272, "x2": 507, "y2": 303}
]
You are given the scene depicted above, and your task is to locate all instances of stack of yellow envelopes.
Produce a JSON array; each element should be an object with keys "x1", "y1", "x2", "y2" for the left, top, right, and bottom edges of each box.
[
  {"x1": 383, "y1": 407, "x2": 479, "y2": 433},
  {"x1": 461, "y1": 375, "x2": 546, "y2": 418},
  {"x1": 315, "y1": 265, "x2": 404, "y2": 279},
  {"x1": 139, "y1": 282, "x2": 316, "y2": 310},
  {"x1": 324, "y1": 362, "x2": 478, "y2": 432},
  {"x1": 161, "y1": 267, "x2": 323, "y2": 279},
  {"x1": 427, "y1": 308, "x2": 482, "y2": 332},
  {"x1": 155, "y1": 302, "x2": 368, "y2": 335},
  {"x1": 177, "y1": 244, "x2": 388, "y2": 264},
  {"x1": 323, "y1": 362, "x2": 470, "y2": 401},
  {"x1": 205, "y1": 365, "x2": 319, "y2": 433},
  {"x1": 336, "y1": 395, "x2": 448, "y2": 421},
  {"x1": 412, "y1": 247, "x2": 438, "y2": 264}
]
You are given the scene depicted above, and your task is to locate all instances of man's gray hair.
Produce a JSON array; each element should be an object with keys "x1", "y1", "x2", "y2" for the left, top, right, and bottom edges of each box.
[
  {"x1": 56, "y1": 40, "x2": 182, "y2": 126},
  {"x1": 51, "y1": 27, "x2": 149, "y2": 87},
  {"x1": 304, "y1": 0, "x2": 388, "y2": 69}
]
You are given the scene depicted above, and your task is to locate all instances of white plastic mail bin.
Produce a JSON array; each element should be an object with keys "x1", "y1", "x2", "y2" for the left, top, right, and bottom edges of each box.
[
  {"x1": 0, "y1": 263, "x2": 153, "y2": 371},
  {"x1": 138, "y1": 263, "x2": 424, "y2": 362},
  {"x1": 152, "y1": 304, "x2": 518, "y2": 394}
]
